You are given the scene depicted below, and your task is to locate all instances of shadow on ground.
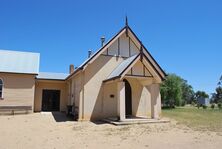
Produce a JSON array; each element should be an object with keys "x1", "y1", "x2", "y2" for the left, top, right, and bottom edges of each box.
[
  {"x1": 91, "y1": 120, "x2": 108, "y2": 125},
  {"x1": 51, "y1": 112, "x2": 75, "y2": 122}
]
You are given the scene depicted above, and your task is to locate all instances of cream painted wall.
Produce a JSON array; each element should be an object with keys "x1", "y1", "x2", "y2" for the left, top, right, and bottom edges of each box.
[
  {"x1": 34, "y1": 80, "x2": 67, "y2": 112},
  {"x1": 126, "y1": 78, "x2": 152, "y2": 118},
  {"x1": 119, "y1": 34, "x2": 130, "y2": 57},
  {"x1": 67, "y1": 72, "x2": 82, "y2": 119},
  {"x1": 130, "y1": 38, "x2": 139, "y2": 56},
  {"x1": 0, "y1": 73, "x2": 36, "y2": 111},
  {"x1": 132, "y1": 61, "x2": 144, "y2": 76},
  {"x1": 103, "y1": 82, "x2": 118, "y2": 117},
  {"x1": 67, "y1": 81, "x2": 71, "y2": 105},
  {"x1": 107, "y1": 39, "x2": 118, "y2": 56},
  {"x1": 147, "y1": 84, "x2": 161, "y2": 118},
  {"x1": 83, "y1": 55, "x2": 125, "y2": 120},
  {"x1": 103, "y1": 33, "x2": 140, "y2": 57},
  {"x1": 126, "y1": 60, "x2": 152, "y2": 77},
  {"x1": 74, "y1": 74, "x2": 81, "y2": 108},
  {"x1": 117, "y1": 81, "x2": 125, "y2": 121}
]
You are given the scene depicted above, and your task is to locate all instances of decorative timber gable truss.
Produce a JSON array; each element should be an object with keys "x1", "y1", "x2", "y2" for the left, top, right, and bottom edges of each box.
[
  {"x1": 103, "y1": 49, "x2": 162, "y2": 83},
  {"x1": 66, "y1": 19, "x2": 166, "y2": 81}
]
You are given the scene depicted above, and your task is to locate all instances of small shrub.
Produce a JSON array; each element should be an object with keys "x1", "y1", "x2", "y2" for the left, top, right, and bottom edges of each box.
[
  {"x1": 197, "y1": 104, "x2": 202, "y2": 109},
  {"x1": 191, "y1": 101, "x2": 196, "y2": 106},
  {"x1": 211, "y1": 103, "x2": 215, "y2": 109},
  {"x1": 218, "y1": 103, "x2": 222, "y2": 109},
  {"x1": 181, "y1": 101, "x2": 186, "y2": 107},
  {"x1": 202, "y1": 105, "x2": 207, "y2": 109}
]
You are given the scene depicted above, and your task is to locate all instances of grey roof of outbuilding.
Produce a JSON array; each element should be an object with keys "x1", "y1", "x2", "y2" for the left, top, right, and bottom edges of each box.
[
  {"x1": 106, "y1": 54, "x2": 139, "y2": 80},
  {"x1": 37, "y1": 72, "x2": 69, "y2": 80},
  {"x1": 0, "y1": 50, "x2": 40, "y2": 74}
]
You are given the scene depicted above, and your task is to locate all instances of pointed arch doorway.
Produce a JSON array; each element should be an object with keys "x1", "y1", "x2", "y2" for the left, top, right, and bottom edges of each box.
[{"x1": 123, "y1": 79, "x2": 132, "y2": 117}]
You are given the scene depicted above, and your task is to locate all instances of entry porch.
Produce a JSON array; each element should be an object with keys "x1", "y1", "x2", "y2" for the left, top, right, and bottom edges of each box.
[
  {"x1": 102, "y1": 52, "x2": 163, "y2": 122},
  {"x1": 103, "y1": 75, "x2": 162, "y2": 122}
]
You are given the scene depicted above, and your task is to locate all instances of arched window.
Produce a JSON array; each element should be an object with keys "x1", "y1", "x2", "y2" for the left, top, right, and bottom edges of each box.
[{"x1": 0, "y1": 79, "x2": 3, "y2": 98}]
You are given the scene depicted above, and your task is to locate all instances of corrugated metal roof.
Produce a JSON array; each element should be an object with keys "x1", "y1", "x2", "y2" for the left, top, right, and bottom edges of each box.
[
  {"x1": 0, "y1": 50, "x2": 40, "y2": 74},
  {"x1": 37, "y1": 72, "x2": 69, "y2": 80},
  {"x1": 107, "y1": 54, "x2": 139, "y2": 80}
]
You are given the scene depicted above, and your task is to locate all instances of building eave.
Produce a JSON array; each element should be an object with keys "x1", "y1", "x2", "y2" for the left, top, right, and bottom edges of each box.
[
  {"x1": 127, "y1": 27, "x2": 167, "y2": 78},
  {"x1": 0, "y1": 71, "x2": 38, "y2": 76},
  {"x1": 65, "y1": 26, "x2": 127, "y2": 80}
]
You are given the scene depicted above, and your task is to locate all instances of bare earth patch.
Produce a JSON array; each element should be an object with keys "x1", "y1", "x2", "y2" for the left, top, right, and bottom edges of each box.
[{"x1": 0, "y1": 113, "x2": 221, "y2": 149}]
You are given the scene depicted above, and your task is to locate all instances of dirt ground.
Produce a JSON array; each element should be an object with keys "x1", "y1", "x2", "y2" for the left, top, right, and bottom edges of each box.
[{"x1": 0, "y1": 112, "x2": 221, "y2": 149}]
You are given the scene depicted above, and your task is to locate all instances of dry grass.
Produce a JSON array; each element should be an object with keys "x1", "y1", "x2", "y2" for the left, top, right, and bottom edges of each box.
[{"x1": 162, "y1": 106, "x2": 222, "y2": 132}]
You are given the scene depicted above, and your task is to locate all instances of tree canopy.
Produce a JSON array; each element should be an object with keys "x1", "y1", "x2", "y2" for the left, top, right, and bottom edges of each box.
[
  {"x1": 195, "y1": 91, "x2": 209, "y2": 99},
  {"x1": 217, "y1": 75, "x2": 222, "y2": 86},
  {"x1": 160, "y1": 73, "x2": 195, "y2": 107},
  {"x1": 213, "y1": 75, "x2": 222, "y2": 103}
]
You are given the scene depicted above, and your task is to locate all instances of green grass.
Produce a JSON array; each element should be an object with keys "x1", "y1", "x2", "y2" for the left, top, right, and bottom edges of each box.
[{"x1": 162, "y1": 106, "x2": 222, "y2": 132}]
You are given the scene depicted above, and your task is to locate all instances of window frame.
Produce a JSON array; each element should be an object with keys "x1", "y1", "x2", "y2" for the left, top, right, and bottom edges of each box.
[{"x1": 0, "y1": 78, "x2": 3, "y2": 99}]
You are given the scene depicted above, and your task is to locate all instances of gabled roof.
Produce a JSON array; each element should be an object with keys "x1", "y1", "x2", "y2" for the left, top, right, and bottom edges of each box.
[
  {"x1": 66, "y1": 24, "x2": 166, "y2": 80},
  {"x1": 105, "y1": 54, "x2": 139, "y2": 82},
  {"x1": 127, "y1": 27, "x2": 167, "y2": 78},
  {"x1": 36, "y1": 72, "x2": 69, "y2": 80},
  {"x1": 103, "y1": 51, "x2": 164, "y2": 82},
  {"x1": 66, "y1": 27, "x2": 126, "y2": 80},
  {"x1": 0, "y1": 50, "x2": 40, "y2": 74}
]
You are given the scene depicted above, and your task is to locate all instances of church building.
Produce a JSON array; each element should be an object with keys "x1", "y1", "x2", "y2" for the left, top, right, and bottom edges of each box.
[{"x1": 0, "y1": 20, "x2": 166, "y2": 121}]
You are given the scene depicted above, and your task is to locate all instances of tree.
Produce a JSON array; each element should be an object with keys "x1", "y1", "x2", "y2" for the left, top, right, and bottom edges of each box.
[
  {"x1": 195, "y1": 91, "x2": 209, "y2": 99},
  {"x1": 213, "y1": 75, "x2": 222, "y2": 103},
  {"x1": 161, "y1": 73, "x2": 195, "y2": 107},
  {"x1": 160, "y1": 74, "x2": 183, "y2": 107},
  {"x1": 214, "y1": 86, "x2": 222, "y2": 103},
  {"x1": 181, "y1": 80, "x2": 195, "y2": 104},
  {"x1": 160, "y1": 74, "x2": 182, "y2": 107},
  {"x1": 218, "y1": 75, "x2": 222, "y2": 86},
  {"x1": 211, "y1": 93, "x2": 216, "y2": 103}
]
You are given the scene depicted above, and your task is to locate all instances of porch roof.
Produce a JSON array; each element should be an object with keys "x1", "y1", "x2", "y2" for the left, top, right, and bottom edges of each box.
[{"x1": 105, "y1": 54, "x2": 139, "y2": 82}]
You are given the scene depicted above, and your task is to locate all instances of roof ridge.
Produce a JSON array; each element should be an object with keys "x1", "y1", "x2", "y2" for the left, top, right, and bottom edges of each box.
[
  {"x1": 39, "y1": 72, "x2": 69, "y2": 74},
  {"x1": 0, "y1": 49, "x2": 40, "y2": 55},
  {"x1": 66, "y1": 26, "x2": 127, "y2": 80}
]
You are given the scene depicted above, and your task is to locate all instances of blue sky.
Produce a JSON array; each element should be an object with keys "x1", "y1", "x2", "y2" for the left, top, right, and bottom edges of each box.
[{"x1": 0, "y1": 0, "x2": 221, "y2": 94}]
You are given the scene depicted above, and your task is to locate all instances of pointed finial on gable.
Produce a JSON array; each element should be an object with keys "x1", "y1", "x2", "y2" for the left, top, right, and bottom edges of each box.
[
  {"x1": 125, "y1": 15, "x2": 129, "y2": 37},
  {"x1": 140, "y1": 42, "x2": 143, "y2": 61},
  {"x1": 125, "y1": 15, "x2": 128, "y2": 27}
]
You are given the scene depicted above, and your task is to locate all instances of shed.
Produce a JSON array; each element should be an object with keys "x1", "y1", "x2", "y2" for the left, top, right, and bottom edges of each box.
[{"x1": 197, "y1": 98, "x2": 210, "y2": 106}]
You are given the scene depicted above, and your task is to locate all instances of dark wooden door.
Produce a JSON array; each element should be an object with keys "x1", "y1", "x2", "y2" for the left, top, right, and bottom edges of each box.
[
  {"x1": 124, "y1": 79, "x2": 132, "y2": 116},
  {"x1": 42, "y1": 90, "x2": 60, "y2": 111}
]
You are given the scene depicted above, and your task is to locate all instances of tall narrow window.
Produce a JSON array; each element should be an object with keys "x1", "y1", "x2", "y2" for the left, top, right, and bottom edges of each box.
[{"x1": 0, "y1": 79, "x2": 3, "y2": 98}]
